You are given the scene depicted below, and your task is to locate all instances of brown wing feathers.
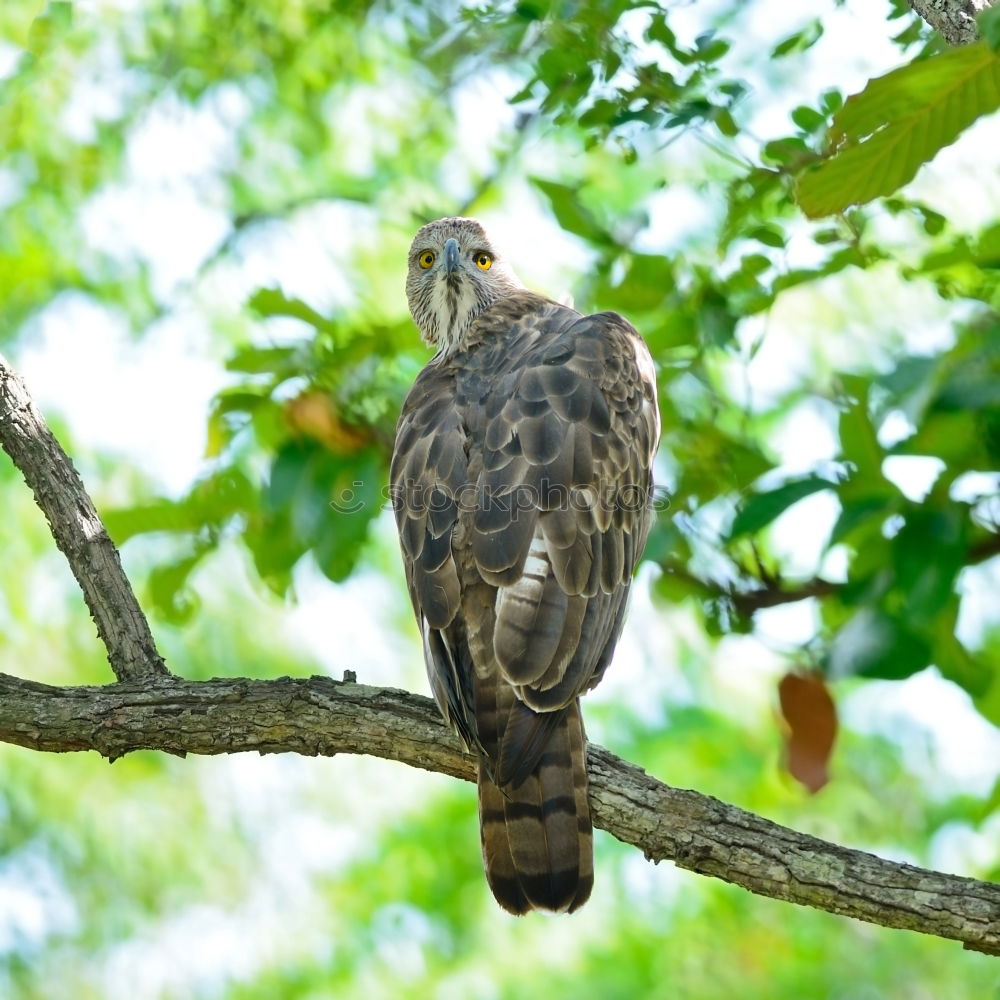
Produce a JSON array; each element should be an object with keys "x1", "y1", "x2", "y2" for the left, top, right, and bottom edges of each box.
[{"x1": 392, "y1": 291, "x2": 658, "y2": 913}]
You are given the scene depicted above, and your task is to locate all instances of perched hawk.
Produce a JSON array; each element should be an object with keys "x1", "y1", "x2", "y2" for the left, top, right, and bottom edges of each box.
[{"x1": 390, "y1": 217, "x2": 659, "y2": 913}]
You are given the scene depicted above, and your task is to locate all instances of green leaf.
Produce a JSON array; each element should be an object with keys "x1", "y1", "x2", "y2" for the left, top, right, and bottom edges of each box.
[
  {"x1": 530, "y1": 177, "x2": 611, "y2": 245},
  {"x1": 837, "y1": 377, "x2": 890, "y2": 486},
  {"x1": 770, "y1": 19, "x2": 823, "y2": 59},
  {"x1": 972, "y1": 650, "x2": 1000, "y2": 727},
  {"x1": 514, "y1": 2, "x2": 545, "y2": 22},
  {"x1": 315, "y1": 450, "x2": 383, "y2": 581},
  {"x1": 726, "y1": 442, "x2": 773, "y2": 490},
  {"x1": 979, "y1": 3, "x2": 1000, "y2": 51},
  {"x1": 104, "y1": 498, "x2": 200, "y2": 542},
  {"x1": 819, "y1": 88, "x2": 844, "y2": 115},
  {"x1": 148, "y1": 545, "x2": 210, "y2": 624},
  {"x1": 697, "y1": 291, "x2": 738, "y2": 347},
  {"x1": 740, "y1": 253, "x2": 772, "y2": 276},
  {"x1": 748, "y1": 224, "x2": 786, "y2": 249},
  {"x1": 598, "y1": 253, "x2": 674, "y2": 312},
  {"x1": 796, "y1": 42, "x2": 1000, "y2": 218},
  {"x1": 895, "y1": 411, "x2": 983, "y2": 465},
  {"x1": 695, "y1": 34, "x2": 730, "y2": 64},
  {"x1": 26, "y1": 1, "x2": 72, "y2": 54},
  {"x1": 791, "y1": 105, "x2": 827, "y2": 132},
  {"x1": 248, "y1": 288, "x2": 332, "y2": 331},
  {"x1": 975, "y1": 220, "x2": 1000, "y2": 266},
  {"x1": 761, "y1": 137, "x2": 812, "y2": 168},
  {"x1": 261, "y1": 440, "x2": 383, "y2": 583},
  {"x1": 730, "y1": 476, "x2": 835, "y2": 538},
  {"x1": 934, "y1": 632, "x2": 993, "y2": 700},
  {"x1": 266, "y1": 440, "x2": 313, "y2": 512},
  {"x1": 646, "y1": 13, "x2": 694, "y2": 65},
  {"x1": 829, "y1": 496, "x2": 888, "y2": 545},
  {"x1": 225, "y1": 344, "x2": 301, "y2": 375},
  {"x1": 713, "y1": 108, "x2": 739, "y2": 138},
  {"x1": 891, "y1": 506, "x2": 967, "y2": 622},
  {"x1": 828, "y1": 607, "x2": 931, "y2": 680}
]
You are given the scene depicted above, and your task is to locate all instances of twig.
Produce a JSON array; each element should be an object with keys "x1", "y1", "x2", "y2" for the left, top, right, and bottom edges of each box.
[
  {"x1": 662, "y1": 525, "x2": 1000, "y2": 618},
  {"x1": 0, "y1": 671, "x2": 996, "y2": 954}
]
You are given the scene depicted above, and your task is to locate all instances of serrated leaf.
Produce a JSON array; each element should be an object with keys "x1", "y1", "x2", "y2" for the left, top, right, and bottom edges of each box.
[{"x1": 796, "y1": 42, "x2": 1000, "y2": 218}]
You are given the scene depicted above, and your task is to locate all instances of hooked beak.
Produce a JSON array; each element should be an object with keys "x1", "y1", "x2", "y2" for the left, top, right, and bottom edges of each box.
[{"x1": 443, "y1": 238, "x2": 460, "y2": 276}]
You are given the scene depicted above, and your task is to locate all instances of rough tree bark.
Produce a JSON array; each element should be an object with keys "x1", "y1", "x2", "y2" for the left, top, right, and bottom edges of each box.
[
  {"x1": 0, "y1": 358, "x2": 166, "y2": 682},
  {"x1": 1, "y1": 353, "x2": 998, "y2": 956},
  {"x1": 907, "y1": 0, "x2": 998, "y2": 45}
]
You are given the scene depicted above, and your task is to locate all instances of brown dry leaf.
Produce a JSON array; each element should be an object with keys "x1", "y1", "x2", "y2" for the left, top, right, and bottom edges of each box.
[
  {"x1": 778, "y1": 671, "x2": 837, "y2": 794},
  {"x1": 285, "y1": 392, "x2": 373, "y2": 453}
]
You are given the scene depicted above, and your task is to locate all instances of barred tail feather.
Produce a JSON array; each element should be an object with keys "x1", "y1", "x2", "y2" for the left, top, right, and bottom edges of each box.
[
  {"x1": 478, "y1": 773, "x2": 532, "y2": 914},
  {"x1": 477, "y1": 677, "x2": 593, "y2": 914}
]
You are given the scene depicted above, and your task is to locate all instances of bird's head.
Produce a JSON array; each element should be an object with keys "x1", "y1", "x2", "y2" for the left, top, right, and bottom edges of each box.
[{"x1": 406, "y1": 217, "x2": 524, "y2": 354}]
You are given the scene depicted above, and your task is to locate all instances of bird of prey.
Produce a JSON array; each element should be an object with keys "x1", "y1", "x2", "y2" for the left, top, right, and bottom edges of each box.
[{"x1": 390, "y1": 217, "x2": 659, "y2": 913}]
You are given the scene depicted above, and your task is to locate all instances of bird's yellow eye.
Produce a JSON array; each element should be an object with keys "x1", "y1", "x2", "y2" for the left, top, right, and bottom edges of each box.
[
  {"x1": 475, "y1": 252, "x2": 493, "y2": 271},
  {"x1": 418, "y1": 250, "x2": 435, "y2": 269}
]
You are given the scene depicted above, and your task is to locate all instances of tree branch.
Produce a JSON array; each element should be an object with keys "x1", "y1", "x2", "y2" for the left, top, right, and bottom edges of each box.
[
  {"x1": 664, "y1": 529, "x2": 1000, "y2": 617},
  {"x1": 0, "y1": 670, "x2": 996, "y2": 954},
  {"x1": 0, "y1": 354, "x2": 167, "y2": 682},
  {"x1": 729, "y1": 576, "x2": 839, "y2": 615},
  {"x1": 906, "y1": 0, "x2": 997, "y2": 45}
]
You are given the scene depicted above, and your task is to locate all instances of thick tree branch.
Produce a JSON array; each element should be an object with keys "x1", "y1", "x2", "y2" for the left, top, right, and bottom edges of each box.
[
  {"x1": 0, "y1": 670, "x2": 996, "y2": 955},
  {"x1": 906, "y1": 0, "x2": 997, "y2": 45},
  {"x1": 0, "y1": 355, "x2": 167, "y2": 681}
]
